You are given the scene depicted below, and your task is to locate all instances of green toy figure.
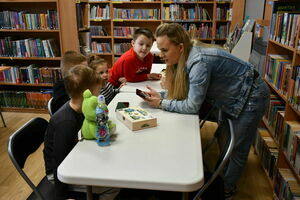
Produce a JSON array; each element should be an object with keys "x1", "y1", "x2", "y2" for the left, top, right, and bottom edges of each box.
[{"x1": 81, "y1": 89, "x2": 116, "y2": 145}]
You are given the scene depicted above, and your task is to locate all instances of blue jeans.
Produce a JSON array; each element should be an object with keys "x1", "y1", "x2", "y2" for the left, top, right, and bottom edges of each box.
[{"x1": 223, "y1": 78, "x2": 270, "y2": 191}]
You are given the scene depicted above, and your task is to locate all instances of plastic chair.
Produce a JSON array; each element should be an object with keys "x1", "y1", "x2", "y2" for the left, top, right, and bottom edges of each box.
[
  {"x1": 7, "y1": 117, "x2": 54, "y2": 200},
  {"x1": 193, "y1": 116, "x2": 235, "y2": 200},
  {"x1": 47, "y1": 97, "x2": 53, "y2": 116}
]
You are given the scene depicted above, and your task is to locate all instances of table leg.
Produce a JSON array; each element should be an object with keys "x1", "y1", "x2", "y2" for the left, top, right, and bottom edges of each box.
[
  {"x1": 182, "y1": 192, "x2": 189, "y2": 200},
  {"x1": 86, "y1": 186, "x2": 93, "y2": 200}
]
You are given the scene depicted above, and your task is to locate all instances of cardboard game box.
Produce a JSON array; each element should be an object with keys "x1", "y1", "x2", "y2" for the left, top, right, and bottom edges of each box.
[{"x1": 116, "y1": 107, "x2": 157, "y2": 131}]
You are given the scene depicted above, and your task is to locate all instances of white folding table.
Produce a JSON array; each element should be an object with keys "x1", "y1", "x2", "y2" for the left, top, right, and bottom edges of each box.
[{"x1": 58, "y1": 92, "x2": 204, "y2": 200}]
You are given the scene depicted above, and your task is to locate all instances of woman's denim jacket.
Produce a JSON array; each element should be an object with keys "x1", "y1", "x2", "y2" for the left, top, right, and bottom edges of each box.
[{"x1": 160, "y1": 46, "x2": 256, "y2": 118}]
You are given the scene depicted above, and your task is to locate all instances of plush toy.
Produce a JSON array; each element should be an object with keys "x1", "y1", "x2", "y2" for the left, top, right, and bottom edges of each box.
[{"x1": 81, "y1": 89, "x2": 116, "y2": 146}]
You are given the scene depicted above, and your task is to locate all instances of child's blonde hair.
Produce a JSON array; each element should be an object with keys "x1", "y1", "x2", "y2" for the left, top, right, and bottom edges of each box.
[
  {"x1": 88, "y1": 55, "x2": 108, "y2": 71},
  {"x1": 61, "y1": 51, "x2": 87, "y2": 77},
  {"x1": 64, "y1": 64, "x2": 103, "y2": 98}
]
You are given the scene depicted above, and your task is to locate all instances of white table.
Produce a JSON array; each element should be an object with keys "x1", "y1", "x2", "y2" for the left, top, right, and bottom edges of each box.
[
  {"x1": 119, "y1": 63, "x2": 166, "y2": 93},
  {"x1": 58, "y1": 92, "x2": 204, "y2": 199}
]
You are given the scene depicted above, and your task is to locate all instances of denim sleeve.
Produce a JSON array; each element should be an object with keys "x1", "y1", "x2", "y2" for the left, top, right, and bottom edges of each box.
[{"x1": 161, "y1": 61, "x2": 209, "y2": 114}]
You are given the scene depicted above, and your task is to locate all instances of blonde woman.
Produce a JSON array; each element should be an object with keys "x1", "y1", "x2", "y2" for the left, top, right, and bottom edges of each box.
[{"x1": 143, "y1": 23, "x2": 270, "y2": 200}]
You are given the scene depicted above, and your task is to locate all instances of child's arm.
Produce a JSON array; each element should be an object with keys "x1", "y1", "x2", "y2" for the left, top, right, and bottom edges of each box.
[{"x1": 147, "y1": 73, "x2": 161, "y2": 80}]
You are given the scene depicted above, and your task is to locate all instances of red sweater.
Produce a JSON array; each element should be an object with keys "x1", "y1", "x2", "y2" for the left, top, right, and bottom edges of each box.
[{"x1": 109, "y1": 48, "x2": 153, "y2": 86}]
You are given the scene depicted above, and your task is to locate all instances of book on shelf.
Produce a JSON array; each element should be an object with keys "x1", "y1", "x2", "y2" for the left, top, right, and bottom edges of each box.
[
  {"x1": 0, "y1": 90, "x2": 52, "y2": 109},
  {"x1": 0, "y1": 37, "x2": 60, "y2": 58},
  {"x1": 255, "y1": 128, "x2": 278, "y2": 181},
  {"x1": 0, "y1": 65, "x2": 61, "y2": 84},
  {"x1": 282, "y1": 121, "x2": 300, "y2": 169},
  {"x1": 0, "y1": 10, "x2": 59, "y2": 30},
  {"x1": 274, "y1": 168, "x2": 300, "y2": 199},
  {"x1": 269, "y1": 2, "x2": 300, "y2": 48},
  {"x1": 265, "y1": 54, "x2": 291, "y2": 89}
]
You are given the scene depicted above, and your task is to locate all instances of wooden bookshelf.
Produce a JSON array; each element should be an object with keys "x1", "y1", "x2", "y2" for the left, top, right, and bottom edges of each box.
[
  {"x1": 0, "y1": 0, "x2": 63, "y2": 113},
  {"x1": 262, "y1": 0, "x2": 300, "y2": 198},
  {"x1": 75, "y1": 0, "x2": 244, "y2": 64}
]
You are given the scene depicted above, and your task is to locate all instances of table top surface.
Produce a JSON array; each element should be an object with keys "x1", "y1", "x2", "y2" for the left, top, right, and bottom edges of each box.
[
  {"x1": 119, "y1": 63, "x2": 166, "y2": 93},
  {"x1": 58, "y1": 92, "x2": 204, "y2": 192}
]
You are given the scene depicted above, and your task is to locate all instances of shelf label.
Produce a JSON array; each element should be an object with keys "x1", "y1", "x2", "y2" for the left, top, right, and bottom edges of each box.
[
  {"x1": 76, "y1": 0, "x2": 81, "y2": 3},
  {"x1": 113, "y1": 19, "x2": 123, "y2": 22},
  {"x1": 163, "y1": 1, "x2": 172, "y2": 4},
  {"x1": 112, "y1": 1, "x2": 123, "y2": 3}
]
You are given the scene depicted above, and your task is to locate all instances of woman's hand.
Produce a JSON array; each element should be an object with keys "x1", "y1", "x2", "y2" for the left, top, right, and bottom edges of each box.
[
  {"x1": 144, "y1": 86, "x2": 162, "y2": 108},
  {"x1": 147, "y1": 73, "x2": 162, "y2": 80},
  {"x1": 146, "y1": 86, "x2": 160, "y2": 98}
]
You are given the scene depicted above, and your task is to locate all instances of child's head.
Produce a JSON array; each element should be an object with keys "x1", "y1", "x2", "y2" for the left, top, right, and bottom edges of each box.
[
  {"x1": 88, "y1": 55, "x2": 109, "y2": 82},
  {"x1": 61, "y1": 51, "x2": 88, "y2": 77},
  {"x1": 132, "y1": 28, "x2": 154, "y2": 60},
  {"x1": 64, "y1": 64, "x2": 104, "y2": 99}
]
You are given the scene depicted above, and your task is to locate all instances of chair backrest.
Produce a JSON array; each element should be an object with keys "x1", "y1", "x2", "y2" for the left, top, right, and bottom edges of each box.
[
  {"x1": 7, "y1": 117, "x2": 49, "y2": 200},
  {"x1": 193, "y1": 117, "x2": 235, "y2": 200},
  {"x1": 47, "y1": 97, "x2": 53, "y2": 116}
]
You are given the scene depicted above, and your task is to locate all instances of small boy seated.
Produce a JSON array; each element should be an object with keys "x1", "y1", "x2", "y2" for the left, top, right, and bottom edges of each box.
[
  {"x1": 108, "y1": 28, "x2": 161, "y2": 87},
  {"x1": 43, "y1": 65, "x2": 119, "y2": 200}
]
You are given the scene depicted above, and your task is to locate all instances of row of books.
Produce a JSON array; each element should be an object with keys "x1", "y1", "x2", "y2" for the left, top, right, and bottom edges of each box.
[
  {"x1": 282, "y1": 120, "x2": 300, "y2": 176},
  {"x1": 91, "y1": 42, "x2": 111, "y2": 54},
  {"x1": 274, "y1": 168, "x2": 300, "y2": 199},
  {"x1": 0, "y1": 10, "x2": 59, "y2": 30},
  {"x1": 0, "y1": 65, "x2": 62, "y2": 84},
  {"x1": 265, "y1": 94, "x2": 285, "y2": 139},
  {"x1": 90, "y1": 5, "x2": 110, "y2": 20},
  {"x1": 114, "y1": 8, "x2": 160, "y2": 20},
  {"x1": 113, "y1": 26, "x2": 138, "y2": 37},
  {"x1": 216, "y1": 7, "x2": 231, "y2": 21},
  {"x1": 182, "y1": 23, "x2": 212, "y2": 39},
  {"x1": 162, "y1": 5, "x2": 211, "y2": 21},
  {"x1": 216, "y1": 23, "x2": 229, "y2": 38},
  {"x1": 254, "y1": 128, "x2": 278, "y2": 183},
  {"x1": 114, "y1": 43, "x2": 131, "y2": 54},
  {"x1": 215, "y1": 0, "x2": 231, "y2": 2},
  {"x1": 290, "y1": 66, "x2": 300, "y2": 110},
  {"x1": 0, "y1": 37, "x2": 60, "y2": 58},
  {"x1": 90, "y1": 26, "x2": 108, "y2": 36},
  {"x1": 0, "y1": 90, "x2": 52, "y2": 109},
  {"x1": 263, "y1": 95, "x2": 285, "y2": 143},
  {"x1": 265, "y1": 54, "x2": 292, "y2": 97},
  {"x1": 269, "y1": 11, "x2": 300, "y2": 48}
]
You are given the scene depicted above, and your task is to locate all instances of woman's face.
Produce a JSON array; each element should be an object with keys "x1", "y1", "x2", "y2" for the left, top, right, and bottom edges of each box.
[{"x1": 156, "y1": 35, "x2": 183, "y2": 66}]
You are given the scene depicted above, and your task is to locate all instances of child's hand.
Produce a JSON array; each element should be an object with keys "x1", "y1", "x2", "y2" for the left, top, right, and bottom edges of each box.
[
  {"x1": 148, "y1": 73, "x2": 161, "y2": 80},
  {"x1": 118, "y1": 77, "x2": 127, "y2": 84},
  {"x1": 119, "y1": 82, "x2": 126, "y2": 88}
]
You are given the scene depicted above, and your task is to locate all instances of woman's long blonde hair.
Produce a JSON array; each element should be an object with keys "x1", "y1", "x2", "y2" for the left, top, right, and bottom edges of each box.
[{"x1": 155, "y1": 23, "x2": 192, "y2": 100}]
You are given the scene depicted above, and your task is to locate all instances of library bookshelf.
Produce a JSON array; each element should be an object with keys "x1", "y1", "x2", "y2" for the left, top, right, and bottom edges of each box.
[
  {"x1": 0, "y1": 0, "x2": 62, "y2": 113},
  {"x1": 75, "y1": 0, "x2": 242, "y2": 65},
  {"x1": 256, "y1": 0, "x2": 300, "y2": 198}
]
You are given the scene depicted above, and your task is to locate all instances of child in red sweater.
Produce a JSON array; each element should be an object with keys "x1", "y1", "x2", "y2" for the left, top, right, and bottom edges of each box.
[{"x1": 109, "y1": 28, "x2": 161, "y2": 87}]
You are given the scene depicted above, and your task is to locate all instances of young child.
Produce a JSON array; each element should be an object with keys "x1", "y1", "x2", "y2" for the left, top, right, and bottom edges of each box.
[
  {"x1": 88, "y1": 55, "x2": 124, "y2": 104},
  {"x1": 52, "y1": 51, "x2": 87, "y2": 114},
  {"x1": 108, "y1": 28, "x2": 161, "y2": 87},
  {"x1": 43, "y1": 64, "x2": 119, "y2": 200}
]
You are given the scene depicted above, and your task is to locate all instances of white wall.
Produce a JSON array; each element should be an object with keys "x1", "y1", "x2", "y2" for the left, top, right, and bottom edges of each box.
[{"x1": 244, "y1": 0, "x2": 265, "y2": 19}]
